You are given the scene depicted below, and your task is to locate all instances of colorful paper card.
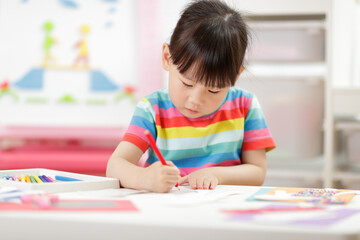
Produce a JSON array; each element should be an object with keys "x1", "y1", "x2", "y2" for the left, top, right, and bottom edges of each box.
[
  {"x1": 248, "y1": 187, "x2": 358, "y2": 204},
  {"x1": 0, "y1": 199, "x2": 138, "y2": 212},
  {"x1": 223, "y1": 204, "x2": 360, "y2": 227}
]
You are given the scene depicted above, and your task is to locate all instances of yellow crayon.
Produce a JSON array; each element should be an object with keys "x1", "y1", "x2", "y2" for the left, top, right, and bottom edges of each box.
[
  {"x1": 33, "y1": 175, "x2": 43, "y2": 183},
  {"x1": 25, "y1": 175, "x2": 31, "y2": 183}
]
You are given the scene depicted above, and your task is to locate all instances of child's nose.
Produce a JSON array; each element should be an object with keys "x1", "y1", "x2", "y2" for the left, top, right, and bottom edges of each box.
[{"x1": 189, "y1": 89, "x2": 205, "y2": 106}]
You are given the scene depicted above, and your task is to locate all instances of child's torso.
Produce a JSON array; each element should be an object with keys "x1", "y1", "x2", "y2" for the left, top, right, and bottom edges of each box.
[{"x1": 145, "y1": 87, "x2": 252, "y2": 176}]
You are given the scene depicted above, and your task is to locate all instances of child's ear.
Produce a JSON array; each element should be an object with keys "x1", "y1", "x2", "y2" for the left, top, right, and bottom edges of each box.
[
  {"x1": 235, "y1": 66, "x2": 245, "y2": 80},
  {"x1": 240, "y1": 65, "x2": 245, "y2": 74},
  {"x1": 162, "y1": 43, "x2": 171, "y2": 71}
]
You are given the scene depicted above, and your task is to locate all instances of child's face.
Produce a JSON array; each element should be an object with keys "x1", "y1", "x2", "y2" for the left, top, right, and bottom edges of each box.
[
  {"x1": 167, "y1": 64, "x2": 230, "y2": 118},
  {"x1": 162, "y1": 44, "x2": 230, "y2": 118}
]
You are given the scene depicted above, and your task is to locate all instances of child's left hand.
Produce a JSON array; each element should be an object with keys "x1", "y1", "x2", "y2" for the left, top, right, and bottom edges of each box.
[{"x1": 178, "y1": 169, "x2": 219, "y2": 190}]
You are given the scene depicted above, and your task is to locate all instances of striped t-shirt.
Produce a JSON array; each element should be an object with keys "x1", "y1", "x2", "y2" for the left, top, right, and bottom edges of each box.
[{"x1": 122, "y1": 87, "x2": 276, "y2": 177}]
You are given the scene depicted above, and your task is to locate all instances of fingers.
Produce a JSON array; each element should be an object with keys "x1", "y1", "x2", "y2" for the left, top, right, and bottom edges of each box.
[
  {"x1": 164, "y1": 161, "x2": 180, "y2": 174},
  {"x1": 147, "y1": 161, "x2": 181, "y2": 193},
  {"x1": 203, "y1": 177, "x2": 211, "y2": 189},
  {"x1": 188, "y1": 175, "x2": 218, "y2": 190},
  {"x1": 178, "y1": 176, "x2": 188, "y2": 185},
  {"x1": 209, "y1": 178, "x2": 218, "y2": 190}
]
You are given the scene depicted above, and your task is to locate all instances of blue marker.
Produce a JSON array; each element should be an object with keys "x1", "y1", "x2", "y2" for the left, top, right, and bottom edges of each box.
[
  {"x1": 38, "y1": 175, "x2": 47, "y2": 183},
  {"x1": 55, "y1": 175, "x2": 82, "y2": 182}
]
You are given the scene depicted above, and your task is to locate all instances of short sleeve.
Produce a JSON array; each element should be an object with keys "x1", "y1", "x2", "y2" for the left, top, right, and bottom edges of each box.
[
  {"x1": 121, "y1": 97, "x2": 156, "y2": 152},
  {"x1": 242, "y1": 94, "x2": 276, "y2": 152}
]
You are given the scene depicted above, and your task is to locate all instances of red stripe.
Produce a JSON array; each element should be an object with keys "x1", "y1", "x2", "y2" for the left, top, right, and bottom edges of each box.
[
  {"x1": 156, "y1": 108, "x2": 248, "y2": 128},
  {"x1": 122, "y1": 133, "x2": 149, "y2": 152},
  {"x1": 242, "y1": 138, "x2": 276, "y2": 152}
]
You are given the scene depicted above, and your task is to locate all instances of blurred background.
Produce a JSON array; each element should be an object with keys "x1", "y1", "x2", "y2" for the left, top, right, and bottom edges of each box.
[{"x1": 0, "y1": 0, "x2": 359, "y2": 189}]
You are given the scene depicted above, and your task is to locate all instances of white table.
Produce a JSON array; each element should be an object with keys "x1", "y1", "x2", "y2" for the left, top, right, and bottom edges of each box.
[{"x1": 1, "y1": 185, "x2": 360, "y2": 240}]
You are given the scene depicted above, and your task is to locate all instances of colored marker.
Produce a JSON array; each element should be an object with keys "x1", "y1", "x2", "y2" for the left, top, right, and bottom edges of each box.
[
  {"x1": 55, "y1": 175, "x2": 82, "y2": 182},
  {"x1": 33, "y1": 175, "x2": 43, "y2": 183},
  {"x1": 47, "y1": 176, "x2": 56, "y2": 182},
  {"x1": 40, "y1": 175, "x2": 49, "y2": 183},
  {"x1": 144, "y1": 130, "x2": 179, "y2": 188},
  {"x1": 25, "y1": 175, "x2": 31, "y2": 183},
  {"x1": 29, "y1": 176, "x2": 36, "y2": 183}
]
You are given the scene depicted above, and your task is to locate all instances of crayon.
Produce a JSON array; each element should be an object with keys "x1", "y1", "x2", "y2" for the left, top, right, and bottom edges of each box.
[
  {"x1": 33, "y1": 175, "x2": 43, "y2": 183},
  {"x1": 39, "y1": 175, "x2": 48, "y2": 183},
  {"x1": 55, "y1": 175, "x2": 82, "y2": 182},
  {"x1": 47, "y1": 176, "x2": 56, "y2": 182},
  {"x1": 25, "y1": 175, "x2": 31, "y2": 183},
  {"x1": 29, "y1": 176, "x2": 36, "y2": 183}
]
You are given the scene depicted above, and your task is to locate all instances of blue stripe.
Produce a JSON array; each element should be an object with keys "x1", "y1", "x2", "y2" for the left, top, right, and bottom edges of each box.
[
  {"x1": 244, "y1": 119, "x2": 268, "y2": 131},
  {"x1": 147, "y1": 98, "x2": 175, "y2": 110},
  {"x1": 130, "y1": 116, "x2": 156, "y2": 137},
  {"x1": 147, "y1": 151, "x2": 240, "y2": 168},
  {"x1": 227, "y1": 87, "x2": 253, "y2": 101}
]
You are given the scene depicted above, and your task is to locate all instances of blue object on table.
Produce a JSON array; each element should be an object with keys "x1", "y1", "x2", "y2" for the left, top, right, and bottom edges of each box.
[{"x1": 55, "y1": 175, "x2": 82, "y2": 182}]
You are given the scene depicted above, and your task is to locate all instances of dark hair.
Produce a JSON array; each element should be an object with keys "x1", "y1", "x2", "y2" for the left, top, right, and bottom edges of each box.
[{"x1": 169, "y1": 0, "x2": 248, "y2": 88}]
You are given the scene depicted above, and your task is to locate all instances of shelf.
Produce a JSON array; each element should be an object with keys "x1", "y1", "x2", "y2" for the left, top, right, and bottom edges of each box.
[
  {"x1": 335, "y1": 170, "x2": 360, "y2": 182},
  {"x1": 266, "y1": 168, "x2": 322, "y2": 181},
  {"x1": 244, "y1": 62, "x2": 327, "y2": 78},
  {"x1": 333, "y1": 88, "x2": 360, "y2": 116},
  {"x1": 336, "y1": 121, "x2": 360, "y2": 131},
  {"x1": 238, "y1": 0, "x2": 329, "y2": 15}
]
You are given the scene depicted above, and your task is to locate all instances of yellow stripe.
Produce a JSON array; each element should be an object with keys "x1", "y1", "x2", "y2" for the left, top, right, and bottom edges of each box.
[
  {"x1": 141, "y1": 97, "x2": 150, "y2": 103},
  {"x1": 157, "y1": 118, "x2": 244, "y2": 139}
]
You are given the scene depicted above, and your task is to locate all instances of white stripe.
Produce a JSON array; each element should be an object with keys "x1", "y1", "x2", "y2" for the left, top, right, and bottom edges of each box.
[
  {"x1": 250, "y1": 96, "x2": 261, "y2": 109},
  {"x1": 138, "y1": 100, "x2": 155, "y2": 117}
]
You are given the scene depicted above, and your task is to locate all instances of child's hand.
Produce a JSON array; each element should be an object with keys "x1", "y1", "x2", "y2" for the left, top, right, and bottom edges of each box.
[
  {"x1": 143, "y1": 161, "x2": 180, "y2": 193},
  {"x1": 179, "y1": 169, "x2": 218, "y2": 190}
]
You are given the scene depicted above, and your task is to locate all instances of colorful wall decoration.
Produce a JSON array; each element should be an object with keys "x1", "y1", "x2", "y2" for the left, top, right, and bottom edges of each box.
[{"x1": 0, "y1": 0, "x2": 159, "y2": 127}]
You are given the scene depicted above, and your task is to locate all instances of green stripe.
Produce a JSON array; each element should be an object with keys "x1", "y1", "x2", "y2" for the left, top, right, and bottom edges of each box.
[{"x1": 246, "y1": 108, "x2": 265, "y2": 120}]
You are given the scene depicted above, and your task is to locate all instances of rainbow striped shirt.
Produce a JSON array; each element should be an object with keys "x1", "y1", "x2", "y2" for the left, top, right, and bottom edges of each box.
[{"x1": 122, "y1": 87, "x2": 275, "y2": 176}]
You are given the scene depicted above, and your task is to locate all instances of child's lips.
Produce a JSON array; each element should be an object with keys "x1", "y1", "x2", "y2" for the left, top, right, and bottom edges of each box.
[{"x1": 185, "y1": 108, "x2": 199, "y2": 114}]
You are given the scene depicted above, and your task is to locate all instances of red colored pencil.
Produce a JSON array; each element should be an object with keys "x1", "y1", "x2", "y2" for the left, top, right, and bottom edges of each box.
[{"x1": 144, "y1": 130, "x2": 179, "y2": 188}]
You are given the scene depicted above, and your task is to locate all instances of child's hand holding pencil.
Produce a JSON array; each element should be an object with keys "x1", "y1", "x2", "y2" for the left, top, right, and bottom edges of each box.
[
  {"x1": 144, "y1": 130, "x2": 181, "y2": 193},
  {"x1": 142, "y1": 160, "x2": 180, "y2": 193}
]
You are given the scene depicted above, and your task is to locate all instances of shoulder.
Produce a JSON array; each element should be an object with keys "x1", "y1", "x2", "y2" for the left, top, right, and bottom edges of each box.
[
  {"x1": 142, "y1": 88, "x2": 171, "y2": 105},
  {"x1": 225, "y1": 86, "x2": 256, "y2": 108},
  {"x1": 227, "y1": 86, "x2": 254, "y2": 100}
]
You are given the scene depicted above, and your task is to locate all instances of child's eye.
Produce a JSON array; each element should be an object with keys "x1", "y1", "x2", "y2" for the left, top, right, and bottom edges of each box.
[
  {"x1": 182, "y1": 81, "x2": 193, "y2": 88},
  {"x1": 208, "y1": 90, "x2": 220, "y2": 94}
]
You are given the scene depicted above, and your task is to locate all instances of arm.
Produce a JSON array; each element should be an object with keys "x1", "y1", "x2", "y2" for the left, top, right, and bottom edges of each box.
[
  {"x1": 106, "y1": 141, "x2": 180, "y2": 193},
  {"x1": 178, "y1": 148, "x2": 266, "y2": 189}
]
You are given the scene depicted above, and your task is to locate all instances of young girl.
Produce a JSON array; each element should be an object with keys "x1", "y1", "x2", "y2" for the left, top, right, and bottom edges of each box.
[{"x1": 106, "y1": 0, "x2": 276, "y2": 193}]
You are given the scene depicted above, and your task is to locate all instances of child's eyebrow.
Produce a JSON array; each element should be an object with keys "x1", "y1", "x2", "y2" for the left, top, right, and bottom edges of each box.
[{"x1": 180, "y1": 73, "x2": 195, "y2": 82}]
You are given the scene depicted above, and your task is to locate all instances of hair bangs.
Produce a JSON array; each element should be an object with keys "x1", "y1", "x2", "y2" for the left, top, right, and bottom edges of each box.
[
  {"x1": 170, "y1": 25, "x2": 243, "y2": 89},
  {"x1": 169, "y1": 0, "x2": 248, "y2": 89}
]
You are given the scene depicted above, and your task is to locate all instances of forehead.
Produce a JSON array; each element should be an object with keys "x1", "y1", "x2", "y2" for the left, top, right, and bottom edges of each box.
[{"x1": 177, "y1": 62, "x2": 198, "y2": 80}]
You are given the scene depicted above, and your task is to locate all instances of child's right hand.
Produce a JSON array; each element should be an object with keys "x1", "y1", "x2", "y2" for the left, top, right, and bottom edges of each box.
[{"x1": 143, "y1": 161, "x2": 180, "y2": 193}]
